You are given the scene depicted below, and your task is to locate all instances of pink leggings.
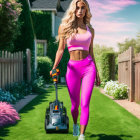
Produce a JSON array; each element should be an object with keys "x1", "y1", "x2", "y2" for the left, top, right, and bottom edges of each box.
[{"x1": 65, "y1": 54, "x2": 96, "y2": 125}]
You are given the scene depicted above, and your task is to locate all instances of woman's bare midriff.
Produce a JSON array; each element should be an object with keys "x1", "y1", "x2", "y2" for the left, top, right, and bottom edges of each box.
[{"x1": 69, "y1": 50, "x2": 89, "y2": 60}]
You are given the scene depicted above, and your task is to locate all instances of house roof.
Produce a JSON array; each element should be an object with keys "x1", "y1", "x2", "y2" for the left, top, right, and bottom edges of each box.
[
  {"x1": 29, "y1": 0, "x2": 58, "y2": 11},
  {"x1": 60, "y1": 0, "x2": 71, "y2": 12},
  {"x1": 29, "y1": 0, "x2": 72, "y2": 14}
]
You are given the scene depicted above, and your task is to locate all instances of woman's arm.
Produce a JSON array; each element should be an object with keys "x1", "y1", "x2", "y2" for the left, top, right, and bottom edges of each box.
[
  {"x1": 89, "y1": 28, "x2": 98, "y2": 73},
  {"x1": 52, "y1": 25, "x2": 66, "y2": 70}
]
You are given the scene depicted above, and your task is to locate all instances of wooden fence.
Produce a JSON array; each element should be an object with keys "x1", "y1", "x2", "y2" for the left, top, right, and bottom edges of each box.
[
  {"x1": 0, "y1": 51, "x2": 24, "y2": 89},
  {"x1": 134, "y1": 53, "x2": 140, "y2": 102},
  {"x1": 118, "y1": 47, "x2": 140, "y2": 102}
]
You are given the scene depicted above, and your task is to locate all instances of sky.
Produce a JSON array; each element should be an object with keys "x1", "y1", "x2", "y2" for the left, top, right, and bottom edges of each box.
[{"x1": 87, "y1": 0, "x2": 140, "y2": 52}]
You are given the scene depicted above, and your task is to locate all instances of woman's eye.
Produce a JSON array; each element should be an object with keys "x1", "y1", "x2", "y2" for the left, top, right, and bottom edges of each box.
[
  {"x1": 76, "y1": 6, "x2": 85, "y2": 10},
  {"x1": 82, "y1": 6, "x2": 85, "y2": 9}
]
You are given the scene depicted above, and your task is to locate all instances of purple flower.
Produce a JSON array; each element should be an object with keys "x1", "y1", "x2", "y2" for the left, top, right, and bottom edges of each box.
[
  {"x1": 0, "y1": 102, "x2": 20, "y2": 127},
  {"x1": 6, "y1": 2, "x2": 11, "y2": 6}
]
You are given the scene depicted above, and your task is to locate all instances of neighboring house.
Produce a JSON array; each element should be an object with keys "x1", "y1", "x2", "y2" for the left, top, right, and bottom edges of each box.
[{"x1": 27, "y1": 0, "x2": 71, "y2": 71}]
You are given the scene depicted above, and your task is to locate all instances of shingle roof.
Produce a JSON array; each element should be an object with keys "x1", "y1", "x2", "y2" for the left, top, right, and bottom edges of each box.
[
  {"x1": 29, "y1": 0, "x2": 72, "y2": 12},
  {"x1": 30, "y1": 0, "x2": 58, "y2": 10},
  {"x1": 60, "y1": 0, "x2": 71, "y2": 12}
]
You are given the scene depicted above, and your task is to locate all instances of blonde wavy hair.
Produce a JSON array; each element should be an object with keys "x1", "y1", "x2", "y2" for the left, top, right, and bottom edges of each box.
[{"x1": 56, "y1": 0, "x2": 93, "y2": 42}]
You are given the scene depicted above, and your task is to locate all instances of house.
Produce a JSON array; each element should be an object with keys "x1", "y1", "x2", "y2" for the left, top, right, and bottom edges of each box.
[{"x1": 27, "y1": 0, "x2": 71, "y2": 71}]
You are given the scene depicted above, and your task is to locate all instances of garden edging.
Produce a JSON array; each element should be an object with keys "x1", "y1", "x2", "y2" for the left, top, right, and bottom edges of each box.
[{"x1": 11, "y1": 94, "x2": 38, "y2": 112}]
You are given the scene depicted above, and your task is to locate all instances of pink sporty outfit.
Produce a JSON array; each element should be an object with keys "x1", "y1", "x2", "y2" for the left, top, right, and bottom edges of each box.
[{"x1": 65, "y1": 25, "x2": 96, "y2": 125}]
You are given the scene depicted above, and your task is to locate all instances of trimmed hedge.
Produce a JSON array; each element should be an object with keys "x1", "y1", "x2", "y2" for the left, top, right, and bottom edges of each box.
[
  {"x1": 100, "y1": 52, "x2": 116, "y2": 82},
  {"x1": 37, "y1": 56, "x2": 53, "y2": 83}
]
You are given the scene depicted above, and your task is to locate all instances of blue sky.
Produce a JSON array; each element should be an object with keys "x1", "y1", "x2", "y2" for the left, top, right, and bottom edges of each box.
[{"x1": 87, "y1": 0, "x2": 140, "y2": 52}]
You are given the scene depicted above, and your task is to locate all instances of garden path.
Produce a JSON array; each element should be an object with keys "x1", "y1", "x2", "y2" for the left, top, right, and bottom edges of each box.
[{"x1": 99, "y1": 87, "x2": 140, "y2": 120}]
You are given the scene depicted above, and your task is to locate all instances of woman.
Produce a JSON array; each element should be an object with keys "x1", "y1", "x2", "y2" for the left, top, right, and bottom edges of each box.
[{"x1": 50, "y1": 0, "x2": 101, "y2": 139}]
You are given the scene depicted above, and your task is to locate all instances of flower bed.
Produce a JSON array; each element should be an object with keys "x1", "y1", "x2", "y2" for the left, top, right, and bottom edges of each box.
[{"x1": 104, "y1": 80, "x2": 128, "y2": 99}]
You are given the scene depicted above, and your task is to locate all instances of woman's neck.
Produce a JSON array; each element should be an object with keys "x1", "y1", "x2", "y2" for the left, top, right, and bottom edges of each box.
[{"x1": 77, "y1": 18, "x2": 85, "y2": 27}]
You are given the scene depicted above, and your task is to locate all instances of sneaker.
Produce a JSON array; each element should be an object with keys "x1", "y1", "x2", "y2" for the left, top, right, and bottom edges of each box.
[
  {"x1": 73, "y1": 124, "x2": 80, "y2": 136},
  {"x1": 78, "y1": 134, "x2": 85, "y2": 140}
]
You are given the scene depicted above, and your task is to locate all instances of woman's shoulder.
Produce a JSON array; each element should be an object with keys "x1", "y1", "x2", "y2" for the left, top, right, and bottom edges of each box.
[{"x1": 58, "y1": 24, "x2": 65, "y2": 35}]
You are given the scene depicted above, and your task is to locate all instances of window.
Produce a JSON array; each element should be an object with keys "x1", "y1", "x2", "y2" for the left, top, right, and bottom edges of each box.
[{"x1": 36, "y1": 40, "x2": 47, "y2": 56}]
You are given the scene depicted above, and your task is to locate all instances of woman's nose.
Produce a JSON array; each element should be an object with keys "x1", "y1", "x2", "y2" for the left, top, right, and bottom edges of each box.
[{"x1": 79, "y1": 8, "x2": 82, "y2": 13}]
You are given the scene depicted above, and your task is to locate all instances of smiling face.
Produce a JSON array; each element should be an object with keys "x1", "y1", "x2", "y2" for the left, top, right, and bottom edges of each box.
[{"x1": 75, "y1": 1, "x2": 87, "y2": 19}]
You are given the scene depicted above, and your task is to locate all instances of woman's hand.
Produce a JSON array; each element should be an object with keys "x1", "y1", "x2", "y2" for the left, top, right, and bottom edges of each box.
[
  {"x1": 95, "y1": 72, "x2": 101, "y2": 86},
  {"x1": 50, "y1": 70, "x2": 53, "y2": 77}
]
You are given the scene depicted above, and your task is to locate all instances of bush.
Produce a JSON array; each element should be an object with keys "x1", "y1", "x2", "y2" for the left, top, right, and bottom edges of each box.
[
  {"x1": 9, "y1": 81, "x2": 32, "y2": 98},
  {"x1": 100, "y1": 52, "x2": 116, "y2": 82},
  {"x1": 0, "y1": 101, "x2": 20, "y2": 127},
  {"x1": 37, "y1": 56, "x2": 53, "y2": 83},
  {"x1": 0, "y1": 88, "x2": 16, "y2": 103},
  {"x1": 104, "y1": 80, "x2": 128, "y2": 99},
  {"x1": 0, "y1": 75, "x2": 45, "y2": 104},
  {"x1": 100, "y1": 81, "x2": 106, "y2": 88},
  {"x1": 31, "y1": 75, "x2": 45, "y2": 92}
]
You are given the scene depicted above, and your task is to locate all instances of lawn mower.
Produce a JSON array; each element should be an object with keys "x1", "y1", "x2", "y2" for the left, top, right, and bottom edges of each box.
[{"x1": 45, "y1": 68, "x2": 69, "y2": 133}]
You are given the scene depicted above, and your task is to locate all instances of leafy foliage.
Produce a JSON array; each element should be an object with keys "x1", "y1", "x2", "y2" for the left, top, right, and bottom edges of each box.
[
  {"x1": 100, "y1": 51, "x2": 116, "y2": 82},
  {"x1": 0, "y1": 0, "x2": 22, "y2": 50},
  {"x1": 117, "y1": 32, "x2": 140, "y2": 54},
  {"x1": 37, "y1": 56, "x2": 53, "y2": 83}
]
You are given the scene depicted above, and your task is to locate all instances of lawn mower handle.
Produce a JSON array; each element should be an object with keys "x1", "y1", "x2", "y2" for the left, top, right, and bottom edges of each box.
[
  {"x1": 50, "y1": 68, "x2": 60, "y2": 102},
  {"x1": 51, "y1": 68, "x2": 60, "y2": 84}
]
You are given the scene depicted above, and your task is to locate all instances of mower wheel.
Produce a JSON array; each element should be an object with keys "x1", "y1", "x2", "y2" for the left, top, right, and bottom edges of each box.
[
  {"x1": 66, "y1": 116, "x2": 69, "y2": 130},
  {"x1": 63, "y1": 116, "x2": 69, "y2": 133},
  {"x1": 63, "y1": 107, "x2": 67, "y2": 115},
  {"x1": 45, "y1": 108, "x2": 50, "y2": 133}
]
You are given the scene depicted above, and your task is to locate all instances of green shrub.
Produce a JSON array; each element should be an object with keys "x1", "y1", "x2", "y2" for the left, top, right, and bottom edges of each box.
[
  {"x1": 100, "y1": 81, "x2": 106, "y2": 88},
  {"x1": 0, "y1": 74, "x2": 45, "y2": 104},
  {"x1": 37, "y1": 56, "x2": 53, "y2": 83},
  {"x1": 100, "y1": 52, "x2": 116, "y2": 82},
  {"x1": 0, "y1": 88, "x2": 16, "y2": 104},
  {"x1": 8, "y1": 81, "x2": 32, "y2": 98},
  {"x1": 31, "y1": 75, "x2": 45, "y2": 92}
]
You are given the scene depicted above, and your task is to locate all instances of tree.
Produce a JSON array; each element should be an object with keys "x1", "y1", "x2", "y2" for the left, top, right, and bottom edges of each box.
[
  {"x1": 136, "y1": 32, "x2": 140, "y2": 53},
  {"x1": 0, "y1": 0, "x2": 22, "y2": 50},
  {"x1": 117, "y1": 32, "x2": 140, "y2": 54},
  {"x1": 117, "y1": 38, "x2": 136, "y2": 53}
]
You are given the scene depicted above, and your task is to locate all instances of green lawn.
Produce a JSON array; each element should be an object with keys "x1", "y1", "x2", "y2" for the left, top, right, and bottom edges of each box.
[{"x1": 0, "y1": 84, "x2": 140, "y2": 140}]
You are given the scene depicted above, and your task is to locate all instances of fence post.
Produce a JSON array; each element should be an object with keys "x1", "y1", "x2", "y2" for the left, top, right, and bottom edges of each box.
[
  {"x1": 2, "y1": 51, "x2": 5, "y2": 89},
  {"x1": 129, "y1": 47, "x2": 134, "y2": 102},
  {"x1": 26, "y1": 49, "x2": 31, "y2": 83}
]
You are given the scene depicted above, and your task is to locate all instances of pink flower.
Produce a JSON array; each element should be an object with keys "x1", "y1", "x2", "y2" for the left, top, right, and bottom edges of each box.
[
  {"x1": 0, "y1": 102, "x2": 20, "y2": 127},
  {"x1": 0, "y1": 4, "x2": 2, "y2": 8},
  {"x1": 6, "y1": 2, "x2": 11, "y2": 6}
]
